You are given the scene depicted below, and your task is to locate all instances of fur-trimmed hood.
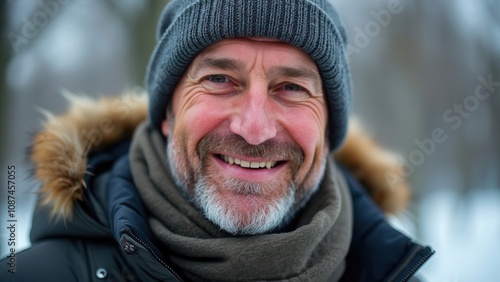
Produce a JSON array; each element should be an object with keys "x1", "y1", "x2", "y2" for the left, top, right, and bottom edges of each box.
[{"x1": 31, "y1": 92, "x2": 409, "y2": 220}]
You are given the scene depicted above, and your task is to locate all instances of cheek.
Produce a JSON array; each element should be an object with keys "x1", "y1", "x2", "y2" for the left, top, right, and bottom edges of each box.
[
  {"x1": 173, "y1": 95, "x2": 233, "y2": 154},
  {"x1": 278, "y1": 103, "x2": 328, "y2": 187},
  {"x1": 281, "y1": 104, "x2": 328, "y2": 155}
]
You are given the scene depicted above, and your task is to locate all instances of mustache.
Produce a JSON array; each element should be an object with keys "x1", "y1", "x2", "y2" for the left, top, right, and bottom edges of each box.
[{"x1": 197, "y1": 133, "x2": 304, "y2": 167}]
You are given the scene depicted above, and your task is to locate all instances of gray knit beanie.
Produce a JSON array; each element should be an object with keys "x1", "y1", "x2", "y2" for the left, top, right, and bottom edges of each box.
[{"x1": 146, "y1": 0, "x2": 352, "y2": 151}]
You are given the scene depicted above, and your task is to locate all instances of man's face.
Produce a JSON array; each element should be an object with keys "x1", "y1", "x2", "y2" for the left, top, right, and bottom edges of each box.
[{"x1": 161, "y1": 37, "x2": 329, "y2": 235}]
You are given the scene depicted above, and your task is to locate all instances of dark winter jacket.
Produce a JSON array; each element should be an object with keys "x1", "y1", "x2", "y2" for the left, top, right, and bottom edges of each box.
[{"x1": 0, "y1": 93, "x2": 433, "y2": 281}]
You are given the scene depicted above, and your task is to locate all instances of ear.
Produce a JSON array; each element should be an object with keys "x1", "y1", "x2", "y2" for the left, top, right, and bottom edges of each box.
[{"x1": 161, "y1": 115, "x2": 169, "y2": 137}]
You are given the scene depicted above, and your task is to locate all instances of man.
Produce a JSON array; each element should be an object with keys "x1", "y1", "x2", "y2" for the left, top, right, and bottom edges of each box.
[{"x1": 1, "y1": 0, "x2": 433, "y2": 281}]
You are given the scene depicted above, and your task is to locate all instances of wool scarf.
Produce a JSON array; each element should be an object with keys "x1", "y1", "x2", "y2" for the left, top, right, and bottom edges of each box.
[{"x1": 129, "y1": 122, "x2": 353, "y2": 281}]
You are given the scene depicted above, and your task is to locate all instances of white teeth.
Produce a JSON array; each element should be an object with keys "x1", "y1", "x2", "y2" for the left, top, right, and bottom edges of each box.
[{"x1": 220, "y1": 155, "x2": 277, "y2": 169}]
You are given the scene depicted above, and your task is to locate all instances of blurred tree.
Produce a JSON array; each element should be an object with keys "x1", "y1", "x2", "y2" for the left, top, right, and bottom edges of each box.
[
  {"x1": 107, "y1": 0, "x2": 169, "y2": 86},
  {"x1": 0, "y1": 0, "x2": 8, "y2": 257},
  {"x1": 338, "y1": 0, "x2": 499, "y2": 197},
  {"x1": 1, "y1": 0, "x2": 7, "y2": 159}
]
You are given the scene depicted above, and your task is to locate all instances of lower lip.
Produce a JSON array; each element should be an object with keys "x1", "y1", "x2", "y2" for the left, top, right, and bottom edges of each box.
[{"x1": 212, "y1": 155, "x2": 287, "y2": 182}]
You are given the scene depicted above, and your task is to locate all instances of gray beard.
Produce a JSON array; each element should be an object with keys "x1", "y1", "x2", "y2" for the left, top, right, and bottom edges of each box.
[
  {"x1": 165, "y1": 126, "x2": 327, "y2": 235},
  {"x1": 193, "y1": 177, "x2": 297, "y2": 235}
]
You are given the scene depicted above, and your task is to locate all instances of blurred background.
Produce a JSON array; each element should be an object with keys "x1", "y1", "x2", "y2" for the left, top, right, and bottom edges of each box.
[{"x1": 1, "y1": 0, "x2": 499, "y2": 281}]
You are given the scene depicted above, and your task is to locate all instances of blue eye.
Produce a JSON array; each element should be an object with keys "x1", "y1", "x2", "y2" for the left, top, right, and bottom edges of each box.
[
  {"x1": 271, "y1": 82, "x2": 317, "y2": 102},
  {"x1": 207, "y1": 75, "x2": 230, "y2": 83},
  {"x1": 282, "y1": 84, "x2": 304, "y2": 91},
  {"x1": 201, "y1": 74, "x2": 236, "y2": 95}
]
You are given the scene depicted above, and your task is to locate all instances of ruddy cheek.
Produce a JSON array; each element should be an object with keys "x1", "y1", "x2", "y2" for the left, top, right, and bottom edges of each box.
[
  {"x1": 282, "y1": 113, "x2": 324, "y2": 180},
  {"x1": 178, "y1": 104, "x2": 231, "y2": 162},
  {"x1": 285, "y1": 115, "x2": 323, "y2": 151}
]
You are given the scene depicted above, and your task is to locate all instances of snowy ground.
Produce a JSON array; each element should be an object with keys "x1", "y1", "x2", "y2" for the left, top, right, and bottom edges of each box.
[{"x1": 416, "y1": 188, "x2": 500, "y2": 282}]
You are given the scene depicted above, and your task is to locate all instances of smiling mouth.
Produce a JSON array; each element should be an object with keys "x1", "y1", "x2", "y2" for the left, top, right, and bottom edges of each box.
[{"x1": 217, "y1": 154, "x2": 281, "y2": 169}]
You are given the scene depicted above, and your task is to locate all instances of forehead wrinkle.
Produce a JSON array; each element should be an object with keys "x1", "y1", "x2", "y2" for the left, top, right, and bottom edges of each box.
[
  {"x1": 267, "y1": 65, "x2": 323, "y2": 94},
  {"x1": 191, "y1": 57, "x2": 246, "y2": 77}
]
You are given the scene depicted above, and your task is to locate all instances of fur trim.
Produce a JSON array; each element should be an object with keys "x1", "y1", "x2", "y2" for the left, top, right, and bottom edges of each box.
[
  {"x1": 31, "y1": 93, "x2": 409, "y2": 220},
  {"x1": 32, "y1": 91, "x2": 148, "y2": 220},
  {"x1": 334, "y1": 118, "x2": 410, "y2": 214}
]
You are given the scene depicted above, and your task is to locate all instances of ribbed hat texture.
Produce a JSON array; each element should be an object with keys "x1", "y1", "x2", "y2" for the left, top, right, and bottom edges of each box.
[{"x1": 146, "y1": 0, "x2": 352, "y2": 150}]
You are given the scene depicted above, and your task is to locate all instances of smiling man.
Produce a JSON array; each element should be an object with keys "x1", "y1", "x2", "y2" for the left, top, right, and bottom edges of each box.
[
  {"x1": 1, "y1": 0, "x2": 433, "y2": 281},
  {"x1": 164, "y1": 38, "x2": 329, "y2": 235}
]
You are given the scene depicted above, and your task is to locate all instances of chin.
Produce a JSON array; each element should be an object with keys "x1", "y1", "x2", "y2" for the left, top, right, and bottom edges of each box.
[{"x1": 193, "y1": 178, "x2": 297, "y2": 235}]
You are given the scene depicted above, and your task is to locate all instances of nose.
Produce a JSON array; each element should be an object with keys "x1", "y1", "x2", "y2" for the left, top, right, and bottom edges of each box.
[{"x1": 230, "y1": 88, "x2": 277, "y2": 145}]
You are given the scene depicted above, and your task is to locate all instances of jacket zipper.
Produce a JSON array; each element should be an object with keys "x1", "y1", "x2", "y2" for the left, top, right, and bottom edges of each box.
[
  {"x1": 123, "y1": 229, "x2": 184, "y2": 282},
  {"x1": 386, "y1": 245, "x2": 435, "y2": 282}
]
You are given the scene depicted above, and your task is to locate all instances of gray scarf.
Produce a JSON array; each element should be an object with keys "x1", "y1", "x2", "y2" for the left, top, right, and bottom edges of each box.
[{"x1": 129, "y1": 122, "x2": 353, "y2": 281}]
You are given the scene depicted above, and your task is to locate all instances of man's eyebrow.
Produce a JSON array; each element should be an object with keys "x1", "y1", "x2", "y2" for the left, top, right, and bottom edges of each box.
[
  {"x1": 190, "y1": 58, "x2": 323, "y2": 93},
  {"x1": 191, "y1": 57, "x2": 245, "y2": 76},
  {"x1": 268, "y1": 66, "x2": 323, "y2": 93}
]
